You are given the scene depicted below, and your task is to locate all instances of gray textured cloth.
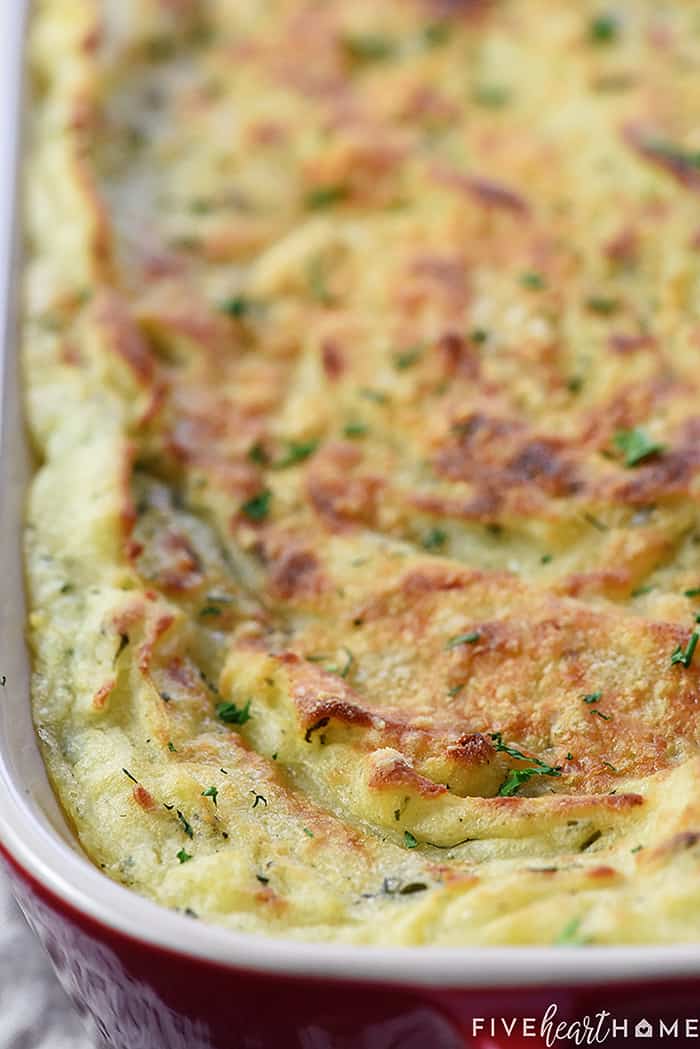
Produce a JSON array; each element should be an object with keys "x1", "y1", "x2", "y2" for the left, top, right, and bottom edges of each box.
[{"x1": 0, "y1": 872, "x2": 91, "y2": 1049}]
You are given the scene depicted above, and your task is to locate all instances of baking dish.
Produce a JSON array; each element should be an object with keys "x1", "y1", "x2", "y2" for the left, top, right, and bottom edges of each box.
[{"x1": 2, "y1": 4, "x2": 700, "y2": 1047}]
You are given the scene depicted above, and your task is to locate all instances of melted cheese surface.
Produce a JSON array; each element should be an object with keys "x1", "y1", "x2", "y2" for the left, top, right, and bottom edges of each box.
[{"x1": 24, "y1": 0, "x2": 700, "y2": 944}]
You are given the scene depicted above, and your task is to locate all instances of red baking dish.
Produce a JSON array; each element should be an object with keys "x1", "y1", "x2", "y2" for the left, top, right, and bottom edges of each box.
[{"x1": 1, "y1": 5, "x2": 699, "y2": 1047}]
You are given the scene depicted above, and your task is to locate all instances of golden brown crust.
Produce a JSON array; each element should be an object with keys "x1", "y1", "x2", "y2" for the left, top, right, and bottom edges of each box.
[{"x1": 23, "y1": 0, "x2": 700, "y2": 946}]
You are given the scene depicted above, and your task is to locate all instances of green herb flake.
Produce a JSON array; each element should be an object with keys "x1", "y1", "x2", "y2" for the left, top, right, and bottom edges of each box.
[
  {"x1": 591, "y1": 709, "x2": 612, "y2": 721},
  {"x1": 176, "y1": 848, "x2": 192, "y2": 864},
  {"x1": 586, "y1": 295, "x2": 619, "y2": 315},
  {"x1": 177, "y1": 810, "x2": 194, "y2": 838},
  {"x1": 422, "y1": 527, "x2": 448, "y2": 551},
  {"x1": 343, "y1": 33, "x2": 396, "y2": 63},
  {"x1": 446, "y1": 631, "x2": 481, "y2": 649},
  {"x1": 241, "y1": 490, "x2": 271, "y2": 522},
  {"x1": 541, "y1": 553, "x2": 553, "y2": 564},
  {"x1": 447, "y1": 684, "x2": 464, "y2": 697},
  {"x1": 220, "y1": 295, "x2": 254, "y2": 319},
  {"x1": 613, "y1": 427, "x2": 665, "y2": 467},
  {"x1": 217, "y1": 699, "x2": 252, "y2": 725},
  {"x1": 555, "y1": 916, "x2": 586, "y2": 946},
  {"x1": 582, "y1": 691, "x2": 602, "y2": 704},
  {"x1": 472, "y1": 84, "x2": 511, "y2": 108},
  {"x1": 498, "y1": 767, "x2": 547, "y2": 796},
  {"x1": 167, "y1": 741, "x2": 177, "y2": 752},
  {"x1": 519, "y1": 271, "x2": 546, "y2": 290},
  {"x1": 631, "y1": 844, "x2": 643, "y2": 854},
  {"x1": 274, "y1": 439, "x2": 319, "y2": 468},
  {"x1": 589, "y1": 13, "x2": 619, "y2": 44},
  {"x1": 305, "y1": 184, "x2": 348, "y2": 210},
  {"x1": 199, "y1": 605, "x2": 221, "y2": 618},
  {"x1": 303, "y1": 827, "x2": 315, "y2": 838},
  {"x1": 202, "y1": 786, "x2": 218, "y2": 806},
  {"x1": 248, "y1": 442, "x2": 268, "y2": 466},
  {"x1": 343, "y1": 421, "x2": 368, "y2": 438},
  {"x1": 307, "y1": 256, "x2": 333, "y2": 305},
  {"x1": 393, "y1": 346, "x2": 423, "y2": 370},
  {"x1": 671, "y1": 631, "x2": 700, "y2": 669},
  {"x1": 422, "y1": 22, "x2": 450, "y2": 48},
  {"x1": 403, "y1": 830, "x2": 419, "y2": 849},
  {"x1": 359, "y1": 387, "x2": 389, "y2": 404},
  {"x1": 685, "y1": 587, "x2": 700, "y2": 598},
  {"x1": 490, "y1": 732, "x2": 562, "y2": 795}
]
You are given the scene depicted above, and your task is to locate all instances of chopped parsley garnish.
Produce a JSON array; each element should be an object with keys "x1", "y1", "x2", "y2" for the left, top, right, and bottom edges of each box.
[
  {"x1": 343, "y1": 421, "x2": 368, "y2": 438},
  {"x1": 177, "y1": 810, "x2": 194, "y2": 838},
  {"x1": 305, "y1": 184, "x2": 348, "y2": 210},
  {"x1": 201, "y1": 786, "x2": 218, "y2": 806},
  {"x1": 422, "y1": 527, "x2": 448, "y2": 550},
  {"x1": 613, "y1": 427, "x2": 665, "y2": 467},
  {"x1": 640, "y1": 139, "x2": 700, "y2": 171},
  {"x1": 248, "y1": 442, "x2": 268, "y2": 465},
  {"x1": 220, "y1": 295, "x2": 255, "y2": 318},
  {"x1": 567, "y1": 376, "x2": 583, "y2": 394},
  {"x1": 199, "y1": 605, "x2": 221, "y2": 618},
  {"x1": 307, "y1": 256, "x2": 333, "y2": 305},
  {"x1": 591, "y1": 709, "x2": 612, "y2": 721},
  {"x1": 473, "y1": 84, "x2": 511, "y2": 108},
  {"x1": 447, "y1": 684, "x2": 464, "y2": 697},
  {"x1": 393, "y1": 346, "x2": 423, "y2": 370},
  {"x1": 632, "y1": 584, "x2": 654, "y2": 597},
  {"x1": 399, "y1": 882, "x2": 428, "y2": 895},
  {"x1": 589, "y1": 13, "x2": 619, "y2": 44},
  {"x1": 303, "y1": 827, "x2": 315, "y2": 838},
  {"x1": 520, "y1": 271, "x2": 546, "y2": 290},
  {"x1": 122, "y1": 768, "x2": 138, "y2": 783},
  {"x1": 422, "y1": 22, "x2": 450, "y2": 48},
  {"x1": 359, "y1": 387, "x2": 389, "y2": 404},
  {"x1": 217, "y1": 699, "x2": 252, "y2": 725},
  {"x1": 343, "y1": 33, "x2": 396, "y2": 63},
  {"x1": 555, "y1": 916, "x2": 586, "y2": 946},
  {"x1": 541, "y1": 553, "x2": 553, "y2": 564},
  {"x1": 114, "y1": 633, "x2": 129, "y2": 664},
  {"x1": 241, "y1": 490, "x2": 271, "y2": 521},
  {"x1": 671, "y1": 632, "x2": 699, "y2": 669},
  {"x1": 490, "y1": 732, "x2": 562, "y2": 795},
  {"x1": 177, "y1": 848, "x2": 192, "y2": 864},
  {"x1": 403, "y1": 831, "x2": 419, "y2": 849},
  {"x1": 582, "y1": 691, "x2": 602, "y2": 704},
  {"x1": 498, "y1": 767, "x2": 553, "y2": 796},
  {"x1": 586, "y1": 295, "x2": 619, "y2": 315},
  {"x1": 631, "y1": 844, "x2": 643, "y2": 854},
  {"x1": 471, "y1": 328, "x2": 489, "y2": 344},
  {"x1": 334, "y1": 647, "x2": 354, "y2": 679},
  {"x1": 582, "y1": 511, "x2": 608, "y2": 532},
  {"x1": 274, "y1": 439, "x2": 319, "y2": 468},
  {"x1": 566, "y1": 752, "x2": 574, "y2": 761},
  {"x1": 685, "y1": 587, "x2": 700, "y2": 598},
  {"x1": 446, "y1": 631, "x2": 481, "y2": 649},
  {"x1": 167, "y1": 741, "x2": 177, "y2": 752}
]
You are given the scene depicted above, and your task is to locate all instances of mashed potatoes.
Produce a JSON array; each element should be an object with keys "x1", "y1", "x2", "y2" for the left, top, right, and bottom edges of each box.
[{"x1": 23, "y1": 0, "x2": 700, "y2": 944}]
